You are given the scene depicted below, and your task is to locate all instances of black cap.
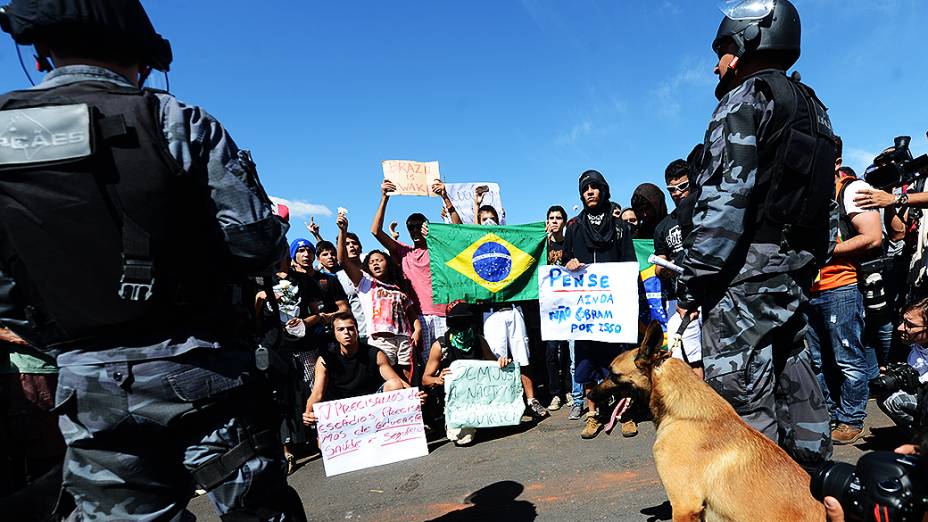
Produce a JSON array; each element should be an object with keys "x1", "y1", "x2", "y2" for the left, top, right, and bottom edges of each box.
[{"x1": 0, "y1": 0, "x2": 172, "y2": 71}]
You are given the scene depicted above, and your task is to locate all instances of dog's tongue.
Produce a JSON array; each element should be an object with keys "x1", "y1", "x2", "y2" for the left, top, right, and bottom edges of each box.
[{"x1": 603, "y1": 397, "x2": 630, "y2": 435}]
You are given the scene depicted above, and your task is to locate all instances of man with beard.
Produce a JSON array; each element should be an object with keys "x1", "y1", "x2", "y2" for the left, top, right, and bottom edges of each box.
[{"x1": 563, "y1": 170, "x2": 637, "y2": 439}]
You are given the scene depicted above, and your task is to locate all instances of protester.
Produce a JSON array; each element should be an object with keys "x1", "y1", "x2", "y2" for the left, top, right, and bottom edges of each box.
[
  {"x1": 563, "y1": 170, "x2": 638, "y2": 438},
  {"x1": 302, "y1": 314, "x2": 421, "y2": 426},
  {"x1": 544, "y1": 206, "x2": 573, "y2": 411},
  {"x1": 0, "y1": 1, "x2": 305, "y2": 518},
  {"x1": 630, "y1": 183, "x2": 668, "y2": 241},
  {"x1": 305, "y1": 216, "x2": 324, "y2": 243},
  {"x1": 0, "y1": 327, "x2": 64, "y2": 513},
  {"x1": 474, "y1": 203, "x2": 549, "y2": 418},
  {"x1": 421, "y1": 302, "x2": 506, "y2": 445},
  {"x1": 339, "y1": 214, "x2": 422, "y2": 380},
  {"x1": 619, "y1": 208, "x2": 639, "y2": 237},
  {"x1": 371, "y1": 179, "x2": 461, "y2": 374},
  {"x1": 654, "y1": 159, "x2": 704, "y2": 376},
  {"x1": 334, "y1": 231, "x2": 370, "y2": 342},
  {"x1": 316, "y1": 240, "x2": 339, "y2": 275},
  {"x1": 676, "y1": 0, "x2": 833, "y2": 469}
]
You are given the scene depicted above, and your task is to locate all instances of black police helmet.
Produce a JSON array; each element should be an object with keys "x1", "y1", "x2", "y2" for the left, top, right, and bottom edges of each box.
[
  {"x1": 0, "y1": 0, "x2": 172, "y2": 71},
  {"x1": 712, "y1": 0, "x2": 800, "y2": 68}
]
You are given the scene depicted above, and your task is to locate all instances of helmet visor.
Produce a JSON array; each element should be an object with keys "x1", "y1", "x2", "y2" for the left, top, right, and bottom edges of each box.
[{"x1": 719, "y1": 0, "x2": 774, "y2": 21}]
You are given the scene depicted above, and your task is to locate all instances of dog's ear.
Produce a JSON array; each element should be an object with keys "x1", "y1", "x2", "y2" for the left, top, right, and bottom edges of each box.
[{"x1": 635, "y1": 320, "x2": 668, "y2": 370}]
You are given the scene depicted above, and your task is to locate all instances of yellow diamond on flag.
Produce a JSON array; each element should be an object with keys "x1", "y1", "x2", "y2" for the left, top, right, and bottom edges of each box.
[{"x1": 445, "y1": 233, "x2": 537, "y2": 294}]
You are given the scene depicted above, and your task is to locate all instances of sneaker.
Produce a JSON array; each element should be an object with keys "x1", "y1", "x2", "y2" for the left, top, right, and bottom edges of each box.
[
  {"x1": 564, "y1": 394, "x2": 575, "y2": 407},
  {"x1": 548, "y1": 396, "x2": 563, "y2": 411},
  {"x1": 621, "y1": 420, "x2": 638, "y2": 438},
  {"x1": 581, "y1": 413, "x2": 603, "y2": 439},
  {"x1": 832, "y1": 423, "x2": 864, "y2": 445},
  {"x1": 527, "y1": 398, "x2": 550, "y2": 418},
  {"x1": 567, "y1": 403, "x2": 584, "y2": 420}
]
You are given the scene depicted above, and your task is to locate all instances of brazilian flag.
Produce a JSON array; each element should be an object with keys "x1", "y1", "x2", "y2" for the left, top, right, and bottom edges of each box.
[
  {"x1": 428, "y1": 222, "x2": 547, "y2": 304},
  {"x1": 633, "y1": 239, "x2": 669, "y2": 329}
]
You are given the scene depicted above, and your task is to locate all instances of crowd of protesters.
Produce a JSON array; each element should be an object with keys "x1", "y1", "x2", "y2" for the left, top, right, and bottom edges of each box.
[{"x1": 198, "y1": 130, "x2": 928, "y2": 476}]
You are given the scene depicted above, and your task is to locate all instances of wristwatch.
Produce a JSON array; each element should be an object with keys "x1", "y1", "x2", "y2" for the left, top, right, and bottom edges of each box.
[{"x1": 895, "y1": 193, "x2": 909, "y2": 207}]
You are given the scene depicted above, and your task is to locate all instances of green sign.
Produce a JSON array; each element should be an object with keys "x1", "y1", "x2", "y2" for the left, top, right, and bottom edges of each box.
[{"x1": 444, "y1": 360, "x2": 524, "y2": 428}]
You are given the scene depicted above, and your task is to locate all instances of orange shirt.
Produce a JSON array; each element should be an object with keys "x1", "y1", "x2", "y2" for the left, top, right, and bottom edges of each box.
[{"x1": 811, "y1": 177, "x2": 858, "y2": 293}]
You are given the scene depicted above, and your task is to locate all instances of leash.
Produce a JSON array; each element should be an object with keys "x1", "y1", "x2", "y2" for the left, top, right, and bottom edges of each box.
[{"x1": 668, "y1": 314, "x2": 694, "y2": 365}]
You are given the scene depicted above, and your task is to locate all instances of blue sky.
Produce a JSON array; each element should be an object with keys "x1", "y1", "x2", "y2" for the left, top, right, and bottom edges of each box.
[{"x1": 1, "y1": 1, "x2": 926, "y2": 245}]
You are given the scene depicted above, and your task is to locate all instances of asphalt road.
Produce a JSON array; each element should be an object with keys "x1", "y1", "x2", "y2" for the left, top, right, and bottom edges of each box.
[{"x1": 188, "y1": 399, "x2": 906, "y2": 521}]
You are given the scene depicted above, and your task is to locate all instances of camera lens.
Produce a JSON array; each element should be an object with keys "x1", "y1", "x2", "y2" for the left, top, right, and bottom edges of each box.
[{"x1": 811, "y1": 461, "x2": 859, "y2": 507}]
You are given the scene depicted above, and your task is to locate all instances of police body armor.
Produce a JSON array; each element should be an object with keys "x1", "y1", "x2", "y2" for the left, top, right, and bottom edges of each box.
[
  {"x1": 0, "y1": 81, "x2": 230, "y2": 349},
  {"x1": 751, "y1": 70, "x2": 837, "y2": 266}
]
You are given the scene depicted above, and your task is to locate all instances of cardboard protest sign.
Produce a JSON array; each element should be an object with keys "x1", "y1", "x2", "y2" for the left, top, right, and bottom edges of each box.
[
  {"x1": 382, "y1": 160, "x2": 441, "y2": 197},
  {"x1": 444, "y1": 360, "x2": 524, "y2": 429},
  {"x1": 538, "y1": 262, "x2": 639, "y2": 343},
  {"x1": 442, "y1": 182, "x2": 505, "y2": 224},
  {"x1": 313, "y1": 387, "x2": 428, "y2": 476}
]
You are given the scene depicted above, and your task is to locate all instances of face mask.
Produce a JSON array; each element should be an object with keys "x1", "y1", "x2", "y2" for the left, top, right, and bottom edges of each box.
[
  {"x1": 448, "y1": 328, "x2": 476, "y2": 353},
  {"x1": 483, "y1": 218, "x2": 498, "y2": 226}
]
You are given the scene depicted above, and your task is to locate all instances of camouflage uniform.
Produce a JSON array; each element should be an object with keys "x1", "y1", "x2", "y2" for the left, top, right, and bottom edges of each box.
[
  {"x1": 678, "y1": 72, "x2": 833, "y2": 468},
  {"x1": 1, "y1": 66, "x2": 304, "y2": 520}
]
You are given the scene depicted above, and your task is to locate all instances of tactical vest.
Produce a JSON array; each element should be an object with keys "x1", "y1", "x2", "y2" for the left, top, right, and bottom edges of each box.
[
  {"x1": 0, "y1": 81, "x2": 229, "y2": 348},
  {"x1": 750, "y1": 71, "x2": 838, "y2": 266}
]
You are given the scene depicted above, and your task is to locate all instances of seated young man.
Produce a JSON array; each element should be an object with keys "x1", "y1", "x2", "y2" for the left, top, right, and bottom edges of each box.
[
  {"x1": 421, "y1": 302, "x2": 507, "y2": 446},
  {"x1": 875, "y1": 298, "x2": 928, "y2": 433},
  {"x1": 302, "y1": 313, "x2": 417, "y2": 426}
]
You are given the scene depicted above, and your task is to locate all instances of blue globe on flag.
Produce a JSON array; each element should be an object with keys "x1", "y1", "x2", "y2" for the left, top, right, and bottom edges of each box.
[{"x1": 471, "y1": 241, "x2": 512, "y2": 283}]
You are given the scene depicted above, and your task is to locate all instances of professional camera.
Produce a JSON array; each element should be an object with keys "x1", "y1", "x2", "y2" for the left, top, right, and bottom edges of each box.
[
  {"x1": 812, "y1": 451, "x2": 928, "y2": 522},
  {"x1": 870, "y1": 362, "x2": 922, "y2": 398},
  {"x1": 865, "y1": 135, "x2": 928, "y2": 190}
]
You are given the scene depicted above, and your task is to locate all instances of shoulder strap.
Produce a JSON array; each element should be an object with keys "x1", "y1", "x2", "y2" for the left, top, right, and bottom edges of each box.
[{"x1": 837, "y1": 178, "x2": 857, "y2": 241}]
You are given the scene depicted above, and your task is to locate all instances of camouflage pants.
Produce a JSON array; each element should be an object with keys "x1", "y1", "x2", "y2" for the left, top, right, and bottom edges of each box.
[
  {"x1": 55, "y1": 349, "x2": 305, "y2": 521},
  {"x1": 701, "y1": 274, "x2": 833, "y2": 468}
]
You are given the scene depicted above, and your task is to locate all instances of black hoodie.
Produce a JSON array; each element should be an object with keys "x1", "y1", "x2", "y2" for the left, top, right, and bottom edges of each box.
[{"x1": 563, "y1": 170, "x2": 635, "y2": 264}]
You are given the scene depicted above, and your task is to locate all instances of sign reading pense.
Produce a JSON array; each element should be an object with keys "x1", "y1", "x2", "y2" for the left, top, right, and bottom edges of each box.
[
  {"x1": 313, "y1": 388, "x2": 428, "y2": 477},
  {"x1": 444, "y1": 360, "x2": 524, "y2": 429},
  {"x1": 382, "y1": 160, "x2": 441, "y2": 197},
  {"x1": 538, "y1": 262, "x2": 639, "y2": 343}
]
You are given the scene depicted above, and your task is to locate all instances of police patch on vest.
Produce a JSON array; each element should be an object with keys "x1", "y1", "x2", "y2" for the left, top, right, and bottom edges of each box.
[{"x1": 0, "y1": 104, "x2": 91, "y2": 165}]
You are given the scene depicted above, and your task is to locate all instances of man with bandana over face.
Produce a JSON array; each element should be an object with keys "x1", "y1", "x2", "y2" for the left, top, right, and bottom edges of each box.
[
  {"x1": 675, "y1": 0, "x2": 835, "y2": 470},
  {"x1": 563, "y1": 170, "x2": 637, "y2": 439},
  {"x1": 421, "y1": 302, "x2": 504, "y2": 446}
]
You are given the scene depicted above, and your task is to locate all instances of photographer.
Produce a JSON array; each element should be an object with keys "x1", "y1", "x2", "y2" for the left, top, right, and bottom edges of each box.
[{"x1": 872, "y1": 298, "x2": 928, "y2": 431}]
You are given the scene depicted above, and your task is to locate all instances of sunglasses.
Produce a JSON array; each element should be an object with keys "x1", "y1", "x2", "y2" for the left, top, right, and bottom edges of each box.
[{"x1": 666, "y1": 181, "x2": 690, "y2": 194}]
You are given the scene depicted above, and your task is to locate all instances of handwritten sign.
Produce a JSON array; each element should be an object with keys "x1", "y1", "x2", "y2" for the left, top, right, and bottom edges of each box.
[
  {"x1": 538, "y1": 262, "x2": 638, "y2": 343},
  {"x1": 442, "y1": 182, "x2": 506, "y2": 224},
  {"x1": 382, "y1": 160, "x2": 441, "y2": 197},
  {"x1": 313, "y1": 388, "x2": 428, "y2": 476},
  {"x1": 444, "y1": 360, "x2": 524, "y2": 429}
]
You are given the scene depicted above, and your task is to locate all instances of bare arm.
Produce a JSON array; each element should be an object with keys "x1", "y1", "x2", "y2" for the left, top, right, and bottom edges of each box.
[
  {"x1": 855, "y1": 188, "x2": 928, "y2": 210},
  {"x1": 371, "y1": 180, "x2": 403, "y2": 257},
  {"x1": 421, "y1": 341, "x2": 445, "y2": 387},
  {"x1": 376, "y1": 350, "x2": 410, "y2": 386},
  {"x1": 337, "y1": 215, "x2": 363, "y2": 287},
  {"x1": 432, "y1": 181, "x2": 463, "y2": 225},
  {"x1": 302, "y1": 357, "x2": 329, "y2": 425},
  {"x1": 833, "y1": 211, "x2": 882, "y2": 258}
]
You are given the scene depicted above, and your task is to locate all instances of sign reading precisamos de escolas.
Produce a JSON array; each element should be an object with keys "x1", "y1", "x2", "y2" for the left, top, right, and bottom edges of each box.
[
  {"x1": 538, "y1": 262, "x2": 639, "y2": 343},
  {"x1": 313, "y1": 387, "x2": 428, "y2": 477},
  {"x1": 444, "y1": 360, "x2": 524, "y2": 429}
]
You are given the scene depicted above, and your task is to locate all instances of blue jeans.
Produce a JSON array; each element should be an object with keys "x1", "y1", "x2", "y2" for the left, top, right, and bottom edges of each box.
[
  {"x1": 567, "y1": 341, "x2": 583, "y2": 404},
  {"x1": 806, "y1": 284, "x2": 868, "y2": 429},
  {"x1": 864, "y1": 316, "x2": 893, "y2": 380}
]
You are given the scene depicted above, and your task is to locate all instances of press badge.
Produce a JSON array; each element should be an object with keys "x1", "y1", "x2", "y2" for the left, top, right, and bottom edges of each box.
[{"x1": 0, "y1": 104, "x2": 92, "y2": 165}]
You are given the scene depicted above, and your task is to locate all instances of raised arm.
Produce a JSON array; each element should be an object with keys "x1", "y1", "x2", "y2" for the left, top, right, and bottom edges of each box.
[
  {"x1": 432, "y1": 181, "x2": 463, "y2": 225},
  {"x1": 371, "y1": 180, "x2": 403, "y2": 256},
  {"x1": 337, "y1": 214, "x2": 363, "y2": 287}
]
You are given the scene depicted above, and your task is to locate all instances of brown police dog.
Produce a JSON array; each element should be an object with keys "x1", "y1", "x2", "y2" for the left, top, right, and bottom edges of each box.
[{"x1": 589, "y1": 321, "x2": 824, "y2": 522}]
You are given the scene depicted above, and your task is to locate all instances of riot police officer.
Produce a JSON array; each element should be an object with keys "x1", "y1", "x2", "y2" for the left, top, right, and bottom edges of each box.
[
  {"x1": 676, "y1": 0, "x2": 835, "y2": 470},
  {"x1": 0, "y1": 1, "x2": 305, "y2": 519}
]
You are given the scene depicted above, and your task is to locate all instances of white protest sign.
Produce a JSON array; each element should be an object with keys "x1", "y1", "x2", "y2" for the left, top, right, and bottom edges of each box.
[
  {"x1": 442, "y1": 182, "x2": 505, "y2": 224},
  {"x1": 538, "y1": 262, "x2": 639, "y2": 343},
  {"x1": 444, "y1": 360, "x2": 524, "y2": 429},
  {"x1": 382, "y1": 160, "x2": 441, "y2": 197},
  {"x1": 313, "y1": 387, "x2": 428, "y2": 477}
]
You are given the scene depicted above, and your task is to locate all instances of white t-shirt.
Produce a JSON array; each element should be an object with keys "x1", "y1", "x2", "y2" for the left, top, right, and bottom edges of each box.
[
  {"x1": 336, "y1": 270, "x2": 367, "y2": 338},
  {"x1": 842, "y1": 179, "x2": 876, "y2": 217},
  {"x1": 908, "y1": 344, "x2": 928, "y2": 384},
  {"x1": 357, "y1": 273, "x2": 414, "y2": 337}
]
